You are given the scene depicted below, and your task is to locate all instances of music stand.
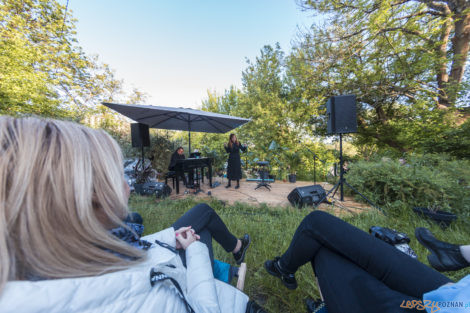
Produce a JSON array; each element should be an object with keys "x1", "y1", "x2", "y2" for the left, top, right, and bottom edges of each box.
[{"x1": 255, "y1": 161, "x2": 271, "y2": 191}]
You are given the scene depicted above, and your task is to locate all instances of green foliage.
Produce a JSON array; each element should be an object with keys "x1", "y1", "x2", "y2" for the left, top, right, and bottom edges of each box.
[
  {"x1": 118, "y1": 129, "x2": 175, "y2": 175},
  {"x1": 346, "y1": 155, "x2": 470, "y2": 217},
  {"x1": 195, "y1": 132, "x2": 229, "y2": 173},
  {"x1": 148, "y1": 132, "x2": 174, "y2": 174},
  {"x1": 292, "y1": 0, "x2": 470, "y2": 153},
  {"x1": 420, "y1": 119, "x2": 470, "y2": 159},
  {"x1": 129, "y1": 195, "x2": 470, "y2": 313},
  {"x1": 200, "y1": 17, "x2": 468, "y2": 160},
  {"x1": 285, "y1": 150, "x2": 301, "y2": 174},
  {"x1": 0, "y1": 0, "x2": 74, "y2": 117},
  {"x1": 199, "y1": 44, "x2": 334, "y2": 180},
  {"x1": 299, "y1": 0, "x2": 468, "y2": 106},
  {"x1": 1, "y1": 0, "x2": 147, "y2": 122}
]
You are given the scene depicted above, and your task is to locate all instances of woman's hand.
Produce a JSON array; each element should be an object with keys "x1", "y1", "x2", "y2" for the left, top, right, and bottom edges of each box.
[
  {"x1": 175, "y1": 226, "x2": 200, "y2": 250},
  {"x1": 175, "y1": 226, "x2": 191, "y2": 249},
  {"x1": 176, "y1": 229, "x2": 200, "y2": 250}
]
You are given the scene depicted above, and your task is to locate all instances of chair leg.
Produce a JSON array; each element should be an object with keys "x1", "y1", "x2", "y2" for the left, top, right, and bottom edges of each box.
[{"x1": 236, "y1": 263, "x2": 247, "y2": 291}]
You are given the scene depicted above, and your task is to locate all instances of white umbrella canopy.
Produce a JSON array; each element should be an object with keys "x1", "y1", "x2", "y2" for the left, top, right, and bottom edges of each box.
[{"x1": 103, "y1": 102, "x2": 250, "y2": 152}]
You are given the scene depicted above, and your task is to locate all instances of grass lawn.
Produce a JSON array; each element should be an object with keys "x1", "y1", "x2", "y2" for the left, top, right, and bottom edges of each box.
[{"x1": 129, "y1": 194, "x2": 470, "y2": 313}]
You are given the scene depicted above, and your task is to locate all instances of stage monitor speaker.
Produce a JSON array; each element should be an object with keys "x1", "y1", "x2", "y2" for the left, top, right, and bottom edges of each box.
[
  {"x1": 326, "y1": 95, "x2": 357, "y2": 134},
  {"x1": 287, "y1": 185, "x2": 326, "y2": 208},
  {"x1": 131, "y1": 123, "x2": 150, "y2": 147}
]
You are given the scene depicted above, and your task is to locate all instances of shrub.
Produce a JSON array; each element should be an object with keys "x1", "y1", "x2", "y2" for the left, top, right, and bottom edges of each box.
[{"x1": 345, "y1": 154, "x2": 470, "y2": 217}]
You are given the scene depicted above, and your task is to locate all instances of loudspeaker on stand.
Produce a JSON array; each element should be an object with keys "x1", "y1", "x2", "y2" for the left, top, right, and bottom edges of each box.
[
  {"x1": 131, "y1": 123, "x2": 150, "y2": 147},
  {"x1": 326, "y1": 95, "x2": 357, "y2": 135}
]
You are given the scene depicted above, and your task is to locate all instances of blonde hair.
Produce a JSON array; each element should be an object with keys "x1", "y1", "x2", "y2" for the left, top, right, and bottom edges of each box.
[{"x1": 0, "y1": 116, "x2": 145, "y2": 293}]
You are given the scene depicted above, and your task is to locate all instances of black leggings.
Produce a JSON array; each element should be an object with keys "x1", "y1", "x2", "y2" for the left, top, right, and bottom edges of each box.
[
  {"x1": 279, "y1": 211, "x2": 451, "y2": 313},
  {"x1": 172, "y1": 203, "x2": 238, "y2": 266}
]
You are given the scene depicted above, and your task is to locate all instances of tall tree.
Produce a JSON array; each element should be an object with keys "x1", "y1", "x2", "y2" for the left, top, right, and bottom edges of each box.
[
  {"x1": 0, "y1": 0, "x2": 71, "y2": 117},
  {"x1": 285, "y1": 0, "x2": 469, "y2": 152},
  {"x1": 0, "y1": 0, "x2": 139, "y2": 120},
  {"x1": 201, "y1": 44, "x2": 329, "y2": 176},
  {"x1": 299, "y1": 0, "x2": 470, "y2": 108}
]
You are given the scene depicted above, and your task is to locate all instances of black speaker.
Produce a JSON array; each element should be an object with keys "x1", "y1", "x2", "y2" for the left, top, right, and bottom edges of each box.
[
  {"x1": 154, "y1": 182, "x2": 172, "y2": 198},
  {"x1": 326, "y1": 95, "x2": 357, "y2": 134},
  {"x1": 131, "y1": 123, "x2": 150, "y2": 147},
  {"x1": 134, "y1": 182, "x2": 172, "y2": 197},
  {"x1": 288, "y1": 185, "x2": 326, "y2": 208}
]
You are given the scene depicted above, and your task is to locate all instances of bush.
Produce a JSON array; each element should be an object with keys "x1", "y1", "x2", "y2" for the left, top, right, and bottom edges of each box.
[
  {"x1": 421, "y1": 119, "x2": 470, "y2": 159},
  {"x1": 345, "y1": 154, "x2": 470, "y2": 217}
]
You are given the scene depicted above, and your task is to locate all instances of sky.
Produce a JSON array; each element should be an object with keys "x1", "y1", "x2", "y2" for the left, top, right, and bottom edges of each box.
[{"x1": 64, "y1": 0, "x2": 314, "y2": 108}]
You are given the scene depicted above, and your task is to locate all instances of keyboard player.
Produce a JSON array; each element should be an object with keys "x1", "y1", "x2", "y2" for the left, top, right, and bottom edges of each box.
[{"x1": 168, "y1": 147, "x2": 187, "y2": 186}]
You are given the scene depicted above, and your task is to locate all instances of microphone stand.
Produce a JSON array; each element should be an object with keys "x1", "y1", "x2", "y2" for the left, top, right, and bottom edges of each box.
[{"x1": 304, "y1": 147, "x2": 325, "y2": 185}]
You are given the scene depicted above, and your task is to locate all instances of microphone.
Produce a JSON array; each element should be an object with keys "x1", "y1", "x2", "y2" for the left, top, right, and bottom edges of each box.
[{"x1": 302, "y1": 144, "x2": 326, "y2": 164}]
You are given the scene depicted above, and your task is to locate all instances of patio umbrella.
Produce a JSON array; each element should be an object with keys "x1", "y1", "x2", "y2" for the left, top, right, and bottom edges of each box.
[{"x1": 102, "y1": 102, "x2": 250, "y2": 152}]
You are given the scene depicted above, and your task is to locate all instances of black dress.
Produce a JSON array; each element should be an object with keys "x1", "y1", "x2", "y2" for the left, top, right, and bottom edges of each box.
[{"x1": 225, "y1": 143, "x2": 246, "y2": 180}]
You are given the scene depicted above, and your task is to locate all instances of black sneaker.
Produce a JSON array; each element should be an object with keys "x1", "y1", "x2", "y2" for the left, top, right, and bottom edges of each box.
[
  {"x1": 245, "y1": 300, "x2": 269, "y2": 313},
  {"x1": 415, "y1": 227, "x2": 470, "y2": 271},
  {"x1": 233, "y1": 234, "x2": 250, "y2": 264},
  {"x1": 235, "y1": 185, "x2": 240, "y2": 189},
  {"x1": 264, "y1": 257, "x2": 298, "y2": 290},
  {"x1": 225, "y1": 184, "x2": 231, "y2": 188}
]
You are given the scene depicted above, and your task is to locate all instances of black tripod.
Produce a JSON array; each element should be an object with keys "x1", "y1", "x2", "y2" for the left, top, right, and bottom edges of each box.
[{"x1": 315, "y1": 134, "x2": 384, "y2": 214}]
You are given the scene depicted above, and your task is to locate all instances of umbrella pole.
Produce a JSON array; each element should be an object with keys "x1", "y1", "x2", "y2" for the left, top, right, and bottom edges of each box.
[{"x1": 188, "y1": 121, "x2": 191, "y2": 153}]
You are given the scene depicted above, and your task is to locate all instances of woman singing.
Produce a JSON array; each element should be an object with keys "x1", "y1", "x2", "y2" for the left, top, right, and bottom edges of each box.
[{"x1": 224, "y1": 134, "x2": 246, "y2": 189}]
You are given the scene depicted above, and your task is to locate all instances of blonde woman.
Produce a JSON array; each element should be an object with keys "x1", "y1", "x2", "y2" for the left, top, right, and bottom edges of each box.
[{"x1": 0, "y1": 116, "x2": 262, "y2": 313}]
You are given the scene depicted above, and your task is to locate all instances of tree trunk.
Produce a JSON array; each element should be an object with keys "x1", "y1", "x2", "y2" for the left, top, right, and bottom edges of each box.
[
  {"x1": 448, "y1": 11, "x2": 470, "y2": 104},
  {"x1": 436, "y1": 19, "x2": 452, "y2": 108}
]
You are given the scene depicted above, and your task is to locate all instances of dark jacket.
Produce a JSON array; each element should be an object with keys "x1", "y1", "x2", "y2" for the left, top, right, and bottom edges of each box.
[
  {"x1": 224, "y1": 142, "x2": 246, "y2": 180},
  {"x1": 169, "y1": 151, "x2": 185, "y2": 171}
]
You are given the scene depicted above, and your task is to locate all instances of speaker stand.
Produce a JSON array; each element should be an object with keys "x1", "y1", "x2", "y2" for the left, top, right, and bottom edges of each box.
[
  {"x1": 141, "y1": 145, "x2": 145, "y2": 169},
  {"x1": 315, "y1": 134, "x2": 384, "y2": 214}
]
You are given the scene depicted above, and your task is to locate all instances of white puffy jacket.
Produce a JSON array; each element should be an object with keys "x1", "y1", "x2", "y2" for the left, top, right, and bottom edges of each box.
[{"x1": 0, "y1": 227, "x2": 249, "y2": 313}]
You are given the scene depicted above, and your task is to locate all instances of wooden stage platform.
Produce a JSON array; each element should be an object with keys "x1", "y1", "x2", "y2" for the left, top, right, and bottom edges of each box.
[{"x1": 166, "y1": 177, "x2": 372, "y2": 215}]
